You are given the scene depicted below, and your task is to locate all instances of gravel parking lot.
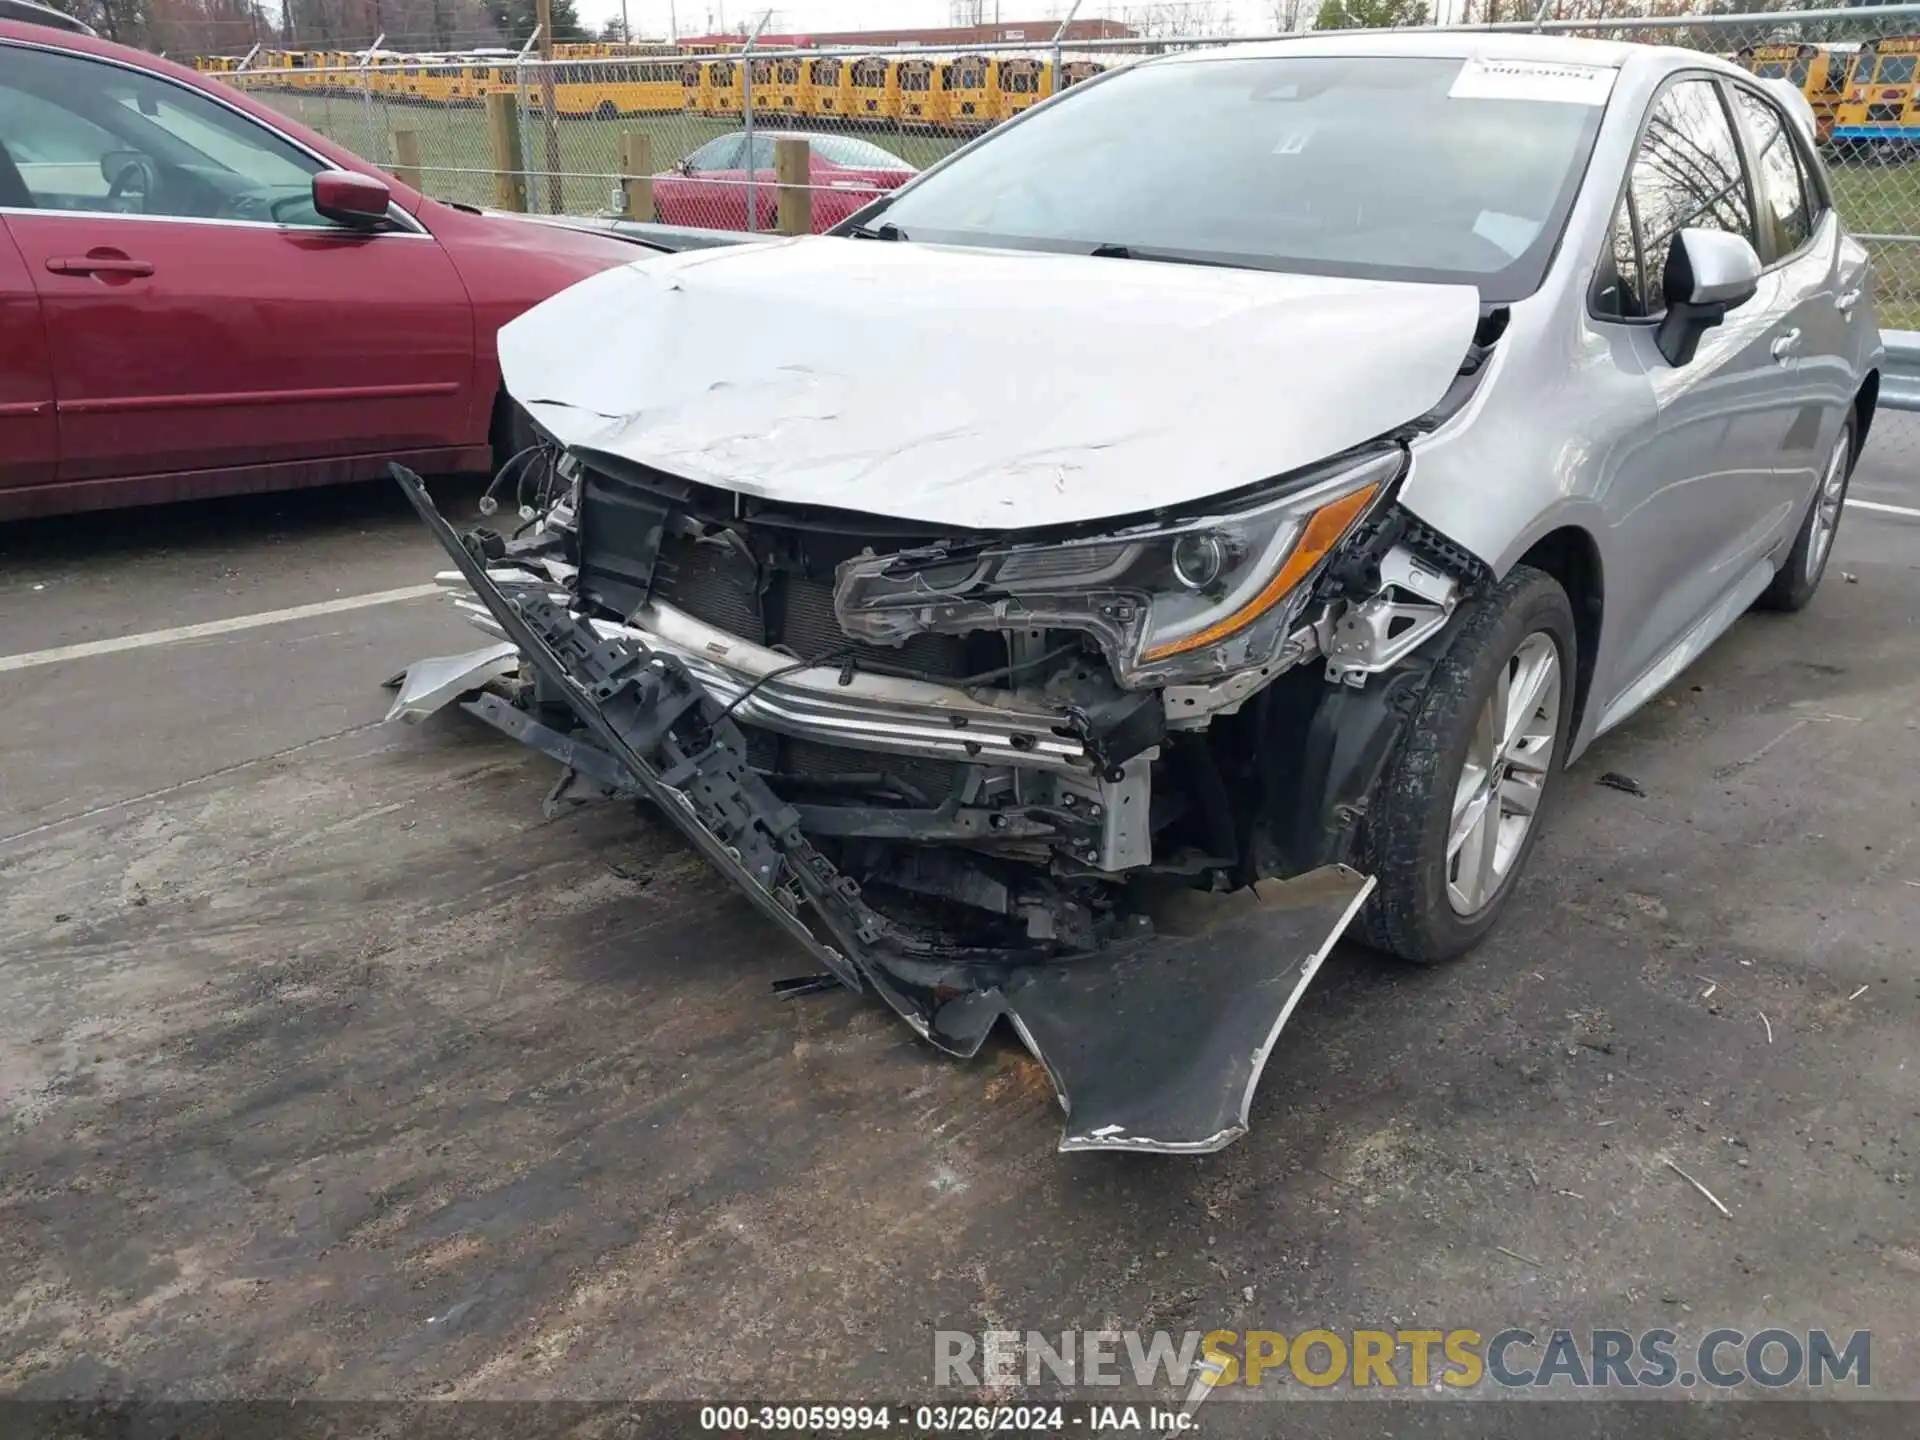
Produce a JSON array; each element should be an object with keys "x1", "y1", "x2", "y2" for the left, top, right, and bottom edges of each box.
[{"x1": 2, "y1": 422, "x2": 1917, "y2": 1422}]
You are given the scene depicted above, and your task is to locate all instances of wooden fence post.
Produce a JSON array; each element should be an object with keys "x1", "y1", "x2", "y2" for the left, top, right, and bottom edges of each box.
[
  {"x1": 775, "y1": 135, "x2": 810, "y2": 237},
  {"x1": 390, "y1": 127, "x2": 422, "y2": 192},
  {"x1": 620, "y1": 133, "x2": 653, "y2": 222},
  {"x1": 485, "y1": 91, "x2": 527, "y2": 212}
]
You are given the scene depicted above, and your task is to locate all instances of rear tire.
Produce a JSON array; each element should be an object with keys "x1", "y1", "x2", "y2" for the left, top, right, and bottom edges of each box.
[
  {"x1": 1757, "y1": 415, "x2": 1854, "y2": 613},
  {"x1": 1357, "y1": 565, "x2": 1577, "y2": 965}
]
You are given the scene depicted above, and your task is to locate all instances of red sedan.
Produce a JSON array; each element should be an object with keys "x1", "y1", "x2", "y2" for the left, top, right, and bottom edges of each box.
[
  {"x1": 652, "y1": 130, "x2": 918, "y2": 234},
  {"x1": 0, "y1": 20, "x2": 649, "y2": 520}
]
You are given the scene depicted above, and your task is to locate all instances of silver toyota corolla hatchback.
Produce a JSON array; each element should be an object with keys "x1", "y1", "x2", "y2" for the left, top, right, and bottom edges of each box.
[{"x1": 389, "y1": 35, "x2": 1882, "y2": 1153}]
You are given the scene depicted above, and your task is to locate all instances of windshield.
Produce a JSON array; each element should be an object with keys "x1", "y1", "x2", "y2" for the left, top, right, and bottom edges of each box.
[
  {"x1": 870, "y1": 54, "x2": 1611, "y2": 302},
  {"x1": 807, "y1": 133, "x2": 914, "y2": 169}
]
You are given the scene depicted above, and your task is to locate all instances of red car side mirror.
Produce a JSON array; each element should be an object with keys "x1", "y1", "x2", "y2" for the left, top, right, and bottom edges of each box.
[{"x1": 312, "y1": 170, "x2": 392, "y2": 229}]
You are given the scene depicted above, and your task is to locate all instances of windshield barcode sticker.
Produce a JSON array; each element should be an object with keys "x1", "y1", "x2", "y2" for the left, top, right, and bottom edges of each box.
[{"x1": 1449, "y1": 57, "x2": 1617, "y2": 105}]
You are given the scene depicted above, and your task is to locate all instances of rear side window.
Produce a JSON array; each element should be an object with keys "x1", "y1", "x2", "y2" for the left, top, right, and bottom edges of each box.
[
  {"x1": 1593, "y1": 77, "x2": 1756, "y2": 319},
  {"x1": 1733, "y1": 87, "x2": 1814, "y2": 259}
]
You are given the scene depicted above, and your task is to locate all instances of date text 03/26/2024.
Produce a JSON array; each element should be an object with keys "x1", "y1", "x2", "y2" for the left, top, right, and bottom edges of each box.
[{"x1": 698, "y1": 1405, "x2": 1188, "y2": 1433}]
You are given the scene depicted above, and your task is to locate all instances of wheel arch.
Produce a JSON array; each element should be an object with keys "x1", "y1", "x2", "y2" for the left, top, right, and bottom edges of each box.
[
  {"x1": 1510, "y1": 525, "x2": 1604, "y2": 751},
  {"x1": 1853, "y1": 369, "x2": 1879, "y2": 463}
]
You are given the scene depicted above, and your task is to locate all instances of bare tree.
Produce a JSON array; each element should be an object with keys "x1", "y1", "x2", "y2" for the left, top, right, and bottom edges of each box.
[
  {"x1": 1116, "y1": 1, "x2": 1235, "y2": 38},
  {"x1": 1270, "y1": 0, "x2": 1305, "y2": 29}
]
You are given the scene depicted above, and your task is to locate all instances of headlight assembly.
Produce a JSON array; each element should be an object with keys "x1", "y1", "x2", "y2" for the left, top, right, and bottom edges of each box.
[{"x1": 832, "y1": 448, "x2": 1400, "y2": 688}]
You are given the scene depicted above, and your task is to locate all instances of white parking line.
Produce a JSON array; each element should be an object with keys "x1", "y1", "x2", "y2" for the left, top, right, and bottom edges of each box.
[
  {"x1": 2, "y1": 498, "x2": 1913, "y2": 679},
  {"x1": 1847, "y1": 497, "x2": 1920, "y2": 520},
  {"x1": 0, "y1": 583, "x2": 442, "y2": 675}
]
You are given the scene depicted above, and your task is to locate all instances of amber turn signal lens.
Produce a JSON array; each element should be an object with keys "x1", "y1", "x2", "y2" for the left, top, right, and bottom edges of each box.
[{"x1": 1139, "y1": 483, "x2": 1380, "y2": 663}]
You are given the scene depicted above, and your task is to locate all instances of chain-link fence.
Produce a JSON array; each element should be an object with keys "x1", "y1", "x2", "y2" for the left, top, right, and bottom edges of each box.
[
  {"x1": 222, "y1": 45, "x2": 1079, "y2": 232},
  {"x1": 221, "y1": 6, "x2": 1920, "y2": 323}
]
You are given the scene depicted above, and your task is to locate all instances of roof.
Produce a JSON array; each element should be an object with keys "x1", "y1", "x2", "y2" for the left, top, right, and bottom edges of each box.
[
  {"x1": 1160, "y1": 31, "x2": 1678, "y2": 72},
  {"x1": 0, "y1": 0, "x2": 92, "y2": 35}
]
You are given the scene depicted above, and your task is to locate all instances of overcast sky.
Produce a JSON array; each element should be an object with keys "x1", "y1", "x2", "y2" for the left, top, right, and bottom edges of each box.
[{"x1": 582, "y1": 0, "x2": 1284, "y2": 41}]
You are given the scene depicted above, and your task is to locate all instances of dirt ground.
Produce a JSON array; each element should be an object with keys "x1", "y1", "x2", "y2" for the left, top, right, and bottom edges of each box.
[{"x1": 1, "y1": 424, "x2": 1916, "y2": 1426}]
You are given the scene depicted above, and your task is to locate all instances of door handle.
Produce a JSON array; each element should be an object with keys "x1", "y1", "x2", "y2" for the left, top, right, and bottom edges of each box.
[
  {"x1": 46, "y1": 255, "x2": 155, "y2": 277},
  {"x1": 1770, "y1": 328, "x2": 1802, "y2": 363},
  {"x1": 1836, "y1": 287, "x2": 1862, "y2": 314}
]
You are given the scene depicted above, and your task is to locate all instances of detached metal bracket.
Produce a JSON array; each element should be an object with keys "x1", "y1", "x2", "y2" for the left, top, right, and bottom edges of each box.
[{"x1": 393, "y1": 463, "x2": 885, "y2": 994}]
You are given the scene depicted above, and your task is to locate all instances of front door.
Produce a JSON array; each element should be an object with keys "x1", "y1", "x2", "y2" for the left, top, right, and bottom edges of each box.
[
  {"x1": 0, "y1": 215, "x2": 55, "y2": 491},
  {"x1": 0, "y1": 39, "x2": 473, "y2": 486},
  {"x1": 1590, "y1": 74, "x2": 1801, "y2": 695}
]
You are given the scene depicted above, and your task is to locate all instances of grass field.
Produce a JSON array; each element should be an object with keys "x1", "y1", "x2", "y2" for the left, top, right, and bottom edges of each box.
[
  {"x1": 258, "y1": 86, "x2": 1920, "y2": 323},
  {"x1": 256, "y1": 88, "x2": 968, "y2": 215}
]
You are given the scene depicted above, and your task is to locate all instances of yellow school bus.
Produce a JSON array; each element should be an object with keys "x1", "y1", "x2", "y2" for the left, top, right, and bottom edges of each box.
[
  {"x1": 745, "y1": 57, "x2": 778, "y2": 118},
  {"x1": 1833, "y1": 35, "x2": 1920, "y2": 151},
  {"x1": 994, "y1": 56, "x2": 1046, "y2": 121},
  {"x1": 530, "y1": 58, "x2": 686, "y2": 117},
  {"x1": 768, "y1": 55, "x2": 813, "y2": 117},
  {"x1": 847, "y1": 54, "x2": 899, "y2": 123},
  {"x1": 1735, "y1": 42, "x2": 1852, "y2": 143},
  {"x1": 705, "y1": 58, "x2": 744, "y2": 118},
  {"x1": 1053, "y1": 58, "x2": 1107, "y2": 92},
  {"x1": 682, "y1": 58, "x2": 713, "y2": 112},
  {"x1": 898, "y1": 56, "x2": 943, "y2": 125},
  {"x1": 808, "y1": 57, "x2": 857, "y2": 118},
  {"x1": 941, "y1": 52, "x2": 994, "y2": 131}
]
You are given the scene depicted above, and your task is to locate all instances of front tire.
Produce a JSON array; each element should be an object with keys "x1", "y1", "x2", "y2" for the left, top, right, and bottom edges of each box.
[
  {"x1": 1358, "y1": 565, "x2": 1577, "y2": 964},
  {"x1": 1757, "y1": 415, "x2": 1854, "y2": 613}
]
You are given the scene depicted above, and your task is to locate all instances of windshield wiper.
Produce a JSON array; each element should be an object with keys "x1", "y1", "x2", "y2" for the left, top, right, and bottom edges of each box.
[
  {"x1": 847, "y1": 222, "x2": 908, "y2": 241},
  {"x1": 1088, "y1": 242, "x2": 1242, "y2": 269}
]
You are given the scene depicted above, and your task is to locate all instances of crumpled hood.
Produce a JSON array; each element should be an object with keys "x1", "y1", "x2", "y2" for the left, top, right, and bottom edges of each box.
[{"x1": 499, "y1": 236, "x2": 1482, "y2": 531}]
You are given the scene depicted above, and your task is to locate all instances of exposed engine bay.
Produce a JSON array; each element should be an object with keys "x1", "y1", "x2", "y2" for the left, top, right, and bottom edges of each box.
[{"x1": 387, "y1": 409, "x2": 1487, "y2": 1152}]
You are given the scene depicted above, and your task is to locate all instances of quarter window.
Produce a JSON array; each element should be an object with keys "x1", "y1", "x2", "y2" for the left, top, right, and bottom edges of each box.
[{"x1": 1734, "y1": 87, "x2": 1814, "y2": 259}]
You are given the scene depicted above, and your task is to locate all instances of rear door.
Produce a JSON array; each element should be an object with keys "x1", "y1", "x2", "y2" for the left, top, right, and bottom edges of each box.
[
  {"x1": 0, "y1": 214, "x2": 55, "y2": 491},
  {"x1": 1589, "y1": 74, "x2": 1796, "y2": 692},
  {"x1": 1729, "y1": 82, "x2": 1858, "y2": 514},
  {"x1": 0, "y1": 39, "x2": 473, "y2": 485}
]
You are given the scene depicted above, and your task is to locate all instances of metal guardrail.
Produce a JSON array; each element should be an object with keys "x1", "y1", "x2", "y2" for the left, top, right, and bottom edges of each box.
[{"x1": 1883, "y1": 331, "x2": 1920, "y2": 414}]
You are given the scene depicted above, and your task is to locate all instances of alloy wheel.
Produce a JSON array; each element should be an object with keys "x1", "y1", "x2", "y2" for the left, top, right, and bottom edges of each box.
[
  {"x1": 1805, "y1": 426, "x2": 1851, "y2": 585},
  {"x1": 1445, "y1": 631, "x2": 1562, "y2": 917}
]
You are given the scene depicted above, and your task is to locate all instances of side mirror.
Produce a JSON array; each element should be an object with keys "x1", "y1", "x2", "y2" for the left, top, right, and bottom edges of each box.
[
  {"x1": 311, "y1": 169, "x2": 392, "y2": 230},
  {"x1": 1656, "y1": 228, "x2": 1762, "y2": 367}
]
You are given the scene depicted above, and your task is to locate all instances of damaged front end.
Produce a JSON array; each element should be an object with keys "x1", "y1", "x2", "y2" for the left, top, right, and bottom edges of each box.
[{"x1": 387, "y1": 433, "x2": 1477, "y2": 1153}]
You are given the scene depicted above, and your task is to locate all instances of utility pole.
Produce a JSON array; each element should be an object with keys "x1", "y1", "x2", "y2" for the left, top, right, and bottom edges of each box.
[{"x1": 535, "y1": 0, "x2": 561, "y2": 212}]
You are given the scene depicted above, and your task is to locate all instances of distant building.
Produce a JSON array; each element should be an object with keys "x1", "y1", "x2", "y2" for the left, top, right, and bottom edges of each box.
[{"x1": 675, "y1": 18, "x2": 1137, "y2": 50}]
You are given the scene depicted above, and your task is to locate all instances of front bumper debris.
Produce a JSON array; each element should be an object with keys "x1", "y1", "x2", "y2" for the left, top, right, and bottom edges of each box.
[
  {"x1": 383, "y1": 640, "x2": 520, "y2": 724},
  {"x1": 392, "y1": 466, "x2": 1373, "y2": 1154},
  {"x1": 443, "y1": 579, "x2": 1090, "y2": 773}
]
